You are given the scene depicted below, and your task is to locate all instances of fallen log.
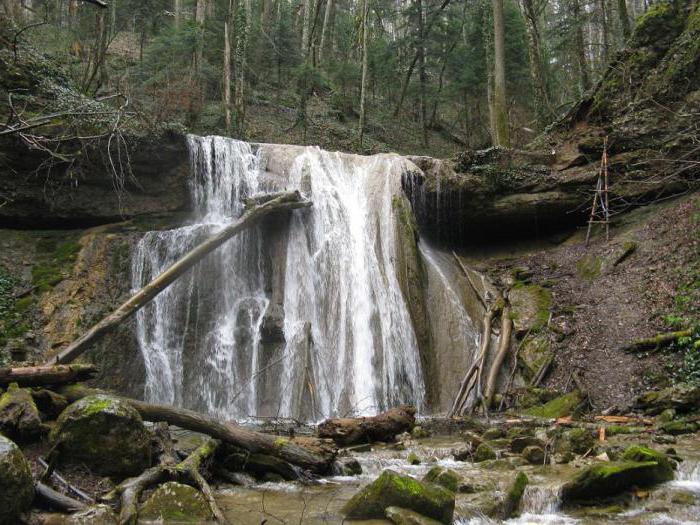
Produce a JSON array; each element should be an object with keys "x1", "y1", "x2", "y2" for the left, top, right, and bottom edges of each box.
[
  {"x1": 0, "y1": 364, "x2": 97, "y2": 387},
  {"x1": 59, "y1": 385, "x2": 337, "y2": 475},
  {"x1": 622, "y1": 329, "x2": 693, "y2": 353},
  {"x1": 46, "y1": 191, "x2": 312, "y2": 365},
  {"x1": 317, "y1": 405, "x2": 416, "y2": 446}
]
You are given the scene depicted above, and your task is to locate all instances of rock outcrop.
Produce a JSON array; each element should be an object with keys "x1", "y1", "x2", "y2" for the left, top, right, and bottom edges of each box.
[{"x1": 0, "y1": 435, "x2": 34, "y2": 524}]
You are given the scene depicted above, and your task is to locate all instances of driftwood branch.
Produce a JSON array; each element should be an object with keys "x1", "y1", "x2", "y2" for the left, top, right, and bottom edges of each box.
[
  {"x1": 45, "y1": 191, "x2": 311, "y2": 365},
  {"x1": 0, "y1": 364, "x2": 97, "y2": 387},
  {"x1": 35, "y1": 481, "x2": 87, "y2": 513},
  {"x1": 59, "y1": 385, "x2": 336, "y2": 475},
  {"x1": 452, "y1": 251, "x2": 487, "y2": 309},
  {"x1": 484, "y1": 295, "x2": 513, "y2": 409}
]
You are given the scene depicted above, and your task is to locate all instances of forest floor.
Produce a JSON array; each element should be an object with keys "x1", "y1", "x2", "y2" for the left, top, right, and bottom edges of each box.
[{"x1": 469, "y1": 193, "x2": 700, "y2": 411}]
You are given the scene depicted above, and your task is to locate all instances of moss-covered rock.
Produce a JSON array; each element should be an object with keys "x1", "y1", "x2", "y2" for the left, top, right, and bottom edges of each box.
[
  {"x1": 50, "y1": 394, "x2": 151, "y2": 477},
  {"x1": 385, "y1": 506, "x2": 444, "y2": 525},
  {"x1": 474, "y1": 443, "x2": 497, "y2": 462},
  {"x1": 556, "y1": 428, "x2": 596, "y2": 455},
  {"x1": 522, "y1": 445, "x2": 545, "y2": 465},
  {"x1": 139, "y1": 482, "x2": 214, "y2": 522},
  {"x1": 523, "y1": 390, "x2": 583, "y2": 418},
  {"x1": 411, "y1": 425, "x2": 431, "y2": 439},
  {"x1": 635, "y1": 383, "x2": 700, "y2": 415},
  {"x1": 659, "y1": 420, "x2": 698, "y2": 435},
  {"x1": 341, "y1": 469, "x2": 455, "y2": 524},
  {"x1": 0, "y1": 382, "x2": 43, "y2": 440},
  {"x1": 335, "y1": 456, "x2": 362, "y2": 476},
  {"x1": 621, "y1": 445, "x2": 676, "y2": 475},
  {"x1": 407, "y1": 452, "x2": 421, "y2": 465},
  {"x1": 482, "y1": 427, "x2": 505, "y2": 440},
  {"x1": 510, "y1": 436, "x2": 545, "y2": 453},
  {"x1": 0, "y1": 434, "x2": 34, "y2": 524},
  {"x1": 561, "y1": 459, "x2": 674, "y2": 503},
  {"x1": 502, "y1": 472, "x2": 529, "y2": 519},
  {"x1": 423, "y1": 466, "x2": 461, "y2": 493},
  {"x1": 509, "y1": 284, "x2": 552, "y2": 335}
]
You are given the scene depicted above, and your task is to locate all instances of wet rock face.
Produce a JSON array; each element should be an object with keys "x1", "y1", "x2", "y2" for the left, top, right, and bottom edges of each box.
[
  {"x1": 0, "y1": 132, "x2": 191, "y2": 228},
  {"x1": 0, "y1": 435, "x2": 34, "y2": 524},
  {"x1": 341, "y1": 469, "x2": 455, "y2": 524},
  {"x1": 139, "y1": 482, "x2": 214, "y2": 522},
  {"x1": 49, "y1": 394, "x2": 151, "y2": 477}
]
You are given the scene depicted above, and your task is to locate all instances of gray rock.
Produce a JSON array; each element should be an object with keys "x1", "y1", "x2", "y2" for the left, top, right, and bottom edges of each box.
[{"x1": 0, "y1": 435, "x2": 34, "y2": 524}]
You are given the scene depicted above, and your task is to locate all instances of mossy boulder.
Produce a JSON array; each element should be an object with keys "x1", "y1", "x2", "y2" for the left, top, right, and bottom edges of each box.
[
  {"x1": 482, "y1": 427, "x2": 506, "y2": 440},
  {"x1": 50, "y1": 394, "x2": 151, "y2": 477},
  {"x1": 561, "y1": 458, "x2": 674, "y2": 503},
  {"x1": 556, "y1": 428, "x2": 596, "y2": 455},
  {"x1": 0, "y1": 382, "x2": 43, "y2": 440},
  {"x1": 509, "y1": 284, "x2": 552, "y2": 335},
  {"x1": 522, "y1": 445, "x2": 545, "y2": 465},
  {"x1": 621, "y1": 445, "x2": 676, "y2": 475},
  {"x1": 635, "y1": 383, "x2": 700, "y2": 415},
  {"x1": 501, "y1": 472, "x2": 529, "y2": 519},
  {"x1": 423, "y1": 466, "x2": 461, "y2": 493},
  {"x1": 518, "y1": 334, "x2": 553, "y2": 382},
  {"x1": 659, "y1": 420, "x2": 698, "y2": 435},
  {"x1": 0, "y1": 435, "x2": 34, "y2": 524},
  {"x1": 139, "y1": 482, "x2": 214, "y2": 522},
  {"x1": 516, "y1": 387, "x2": 560, "y2": 409},
  {"x1": 510, "y1": 436, "x2": 545, "y2": 453},
  {"x1": 523, "y1": 390, "x2": 583, "y2": 419},
  {"x1": 335, "y1": 456, "x2": 362, "y2": 476},
  {"x1": 407, "y1": 452, "x2": 421, "y2": 465},
  {"x1": 385, "y1": 506, "x2": 444, "y2": 525},
  {"x1": 341, "y1": 469, "x2": 455, "y2": 524},
  {"x1": 474, "y1": 443, "x2": 497, "y2": 462}
]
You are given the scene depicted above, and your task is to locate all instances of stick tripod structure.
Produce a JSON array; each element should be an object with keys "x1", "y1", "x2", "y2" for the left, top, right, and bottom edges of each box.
[{"x1": 585, "y1": 136, "x2": 610, "y2": 246}]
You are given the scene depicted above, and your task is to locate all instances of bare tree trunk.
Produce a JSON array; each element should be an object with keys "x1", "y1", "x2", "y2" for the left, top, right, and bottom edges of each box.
[
  {"x1": 317, "y1": 406, "x2": 416, "y2": 446},
  {"x1": 358, "y1": 0, "x2": 369, "y2": 148},
  {"x1": 319, "y1": 0, "x2": 333, "y2": 63},
  {"x1": 194, "y1": 0, "x2": 207, "y2": 73},
  {"x1": 45, "y1": 192, "x2": 311, "y2": 366},
  {"x1": 618, "y1": 0, "x2": 631, "y2": 39},
  {"x1": 571, "y1": 0, "x2": 591, "y2": 93},
  {"x1": 0, "y1": 364, "x2": 97, "y2": 387},
  {"x1": 520, "y1": 0, "x2": 551, "y2": 129},
  {"x1": 599, "y1": 0, "x2": 610, "y2": 65},
  {"x1": 223, "y1": 15, "x2": 232, "y2": 131},
  {"x1": 484, "y1": 299, "x2": 512, "y2": 408},
  {"x1": 174, "y1": 0, "x2": 182, "y2": 27},
  {"x1": 417, "y1": 0, "x2": 428, "y2": 146},
  {"x1": 491, "y1": 0, "x2": 510, "y2": 147}
]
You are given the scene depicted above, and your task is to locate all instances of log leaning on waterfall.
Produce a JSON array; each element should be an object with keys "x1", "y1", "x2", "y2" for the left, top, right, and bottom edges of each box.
[
  {"x1": 0, "y1": 364, "x2": 97, "y2": 387},
  {"x1": 45, "y1": 191, "x2": 312, "y2": 365},
  {"x1": 59, "y1": 385, "x2": 337, "y2": 475},
  {"x1": 316, "y1": 405, "x2": 416, "y2": 446}
]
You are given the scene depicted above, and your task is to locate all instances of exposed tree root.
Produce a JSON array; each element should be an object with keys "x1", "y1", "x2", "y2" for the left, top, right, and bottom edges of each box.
[
  {"x1": 622, "y1": 329, "x2": 693, "y2": 353},
  {"x1": 35, "y1": 481, "x2": 87, "y2": 512},
  {"x1": 484, "y1": 296, "x2": 513, "y2": 409}
]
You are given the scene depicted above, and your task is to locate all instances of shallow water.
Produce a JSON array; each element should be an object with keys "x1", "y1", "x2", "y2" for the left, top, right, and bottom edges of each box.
[{"x1": 212, "y1": 433, "x2": 700, "y2": 525}]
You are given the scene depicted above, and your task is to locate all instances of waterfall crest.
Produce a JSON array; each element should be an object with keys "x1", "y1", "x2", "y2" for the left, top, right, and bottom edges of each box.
[{"x1": 132, "y1": 136, "x2": 424, "y2": 420}]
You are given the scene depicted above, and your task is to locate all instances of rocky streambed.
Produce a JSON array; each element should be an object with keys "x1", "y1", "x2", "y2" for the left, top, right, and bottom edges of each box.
[{"x1": 0, "y1": 379, "x2": 699, "y2": 524}]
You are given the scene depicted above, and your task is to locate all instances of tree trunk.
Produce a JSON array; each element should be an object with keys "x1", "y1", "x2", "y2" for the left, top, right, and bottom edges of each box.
[
  {"x1": 484, "y1": 300, "x2": 513, "y2": 408},
  {"x1": 223, "y1": 10, "x2": 232, "y2": 131},
  {"x1": 317, "y1": 406, "x2": 416, "y2": 446},
  {"x1": 319, "y1": 0, "x2": 333, "y2": 63},
  {"x1": 417, "y1": 0, "x2": 428, "y2": 146},
  {"x1": 174, "y1": 0, "x2": 182, "y2": 28},
  {"x1": 520, "y1": 0, "x2": 551, "y2": 129},
  {"x1": 45, "y1": 192, "x2": 311, "y2": 366},
  {"x1": 59, "y1": 385, "x2": 337, "y2": 474},
  {"x1": 618, "y1": 0, "x2": 631, "y2": 39},
  {"x1": 599, "y1": 0, "x2": 610, "y2": 64},
  {"x1": 491, "y1": 0, "x2": 510, "y2": 147},
  {"x1": 571, "y1": 0, "x2": 591, "y2": 92},
  {"x1": 0, "y1": 364, "x2": 97, "y2": 387},
  {"x1": 358, "y1": 0, "x2": 369, "y2": 148},
  {"x1": 35, "y1": 482, "x2": 87, "y2": 513}
]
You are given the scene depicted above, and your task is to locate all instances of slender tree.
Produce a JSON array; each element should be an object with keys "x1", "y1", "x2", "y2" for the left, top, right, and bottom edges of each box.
[
  {"x1": 358, "y1": 0, "x2": 369, "y2": 148},
  {"x1": 618, "y1": 0, "x2": 631, "y2": 39},
  {"x1": 491, "y1": 0, "x2": 510, "y2": 146},
  {"x1": 520, "y1": 0, "x2": 551, "y2": 129}
]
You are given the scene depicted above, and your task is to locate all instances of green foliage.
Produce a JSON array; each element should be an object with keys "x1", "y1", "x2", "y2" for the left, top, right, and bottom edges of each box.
[
  {"x1": 31, "y1": 240, "x2": 81, "y2": 293},
  {"x1": 0, "y1": 265, "x2": 31, "y2": 351}
]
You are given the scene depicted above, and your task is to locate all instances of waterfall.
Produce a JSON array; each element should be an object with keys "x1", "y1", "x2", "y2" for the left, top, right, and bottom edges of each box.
[{"x1": 132, "y1": 136, "x2": 424, "y2": 420}]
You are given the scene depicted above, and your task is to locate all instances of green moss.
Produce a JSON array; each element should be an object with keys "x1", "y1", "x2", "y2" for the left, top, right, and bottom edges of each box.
[
  {"x1": 31, "y1": 240, "x2": 81, "y2": 292},
  {"x1": 423, "y1": 466, "x2": 461, "y2": 493},
  {"x1": 604, "y1": 425, "x2": 646, "y2": 436},
  {"x1": 474, "y1": 443, "x2": 497, "y2": 462},
  {"x1": 631, "y1": 2, "x2": 684, "y2": 48},
  {"x1": 524, "y1": 391, "x2": 583, "y2": 419},
  {"x1": 139, "y1": 482, "x2": 213, "y2": 522},
  {"x1": 0, "y1": 265, "x2": 32, "y2": 349},
  {"x1": 273, "y1": 437, "x2": 288, "y2": 448},
  {"x1": 576, "y1": 254, "x2": 602, "y2": 281},
  {"x1": 622, "y1": 445, "x2": 676, "y2": 475},
  {"x1": 502, "y1": 472, "x2": 528, "y2": 519}
]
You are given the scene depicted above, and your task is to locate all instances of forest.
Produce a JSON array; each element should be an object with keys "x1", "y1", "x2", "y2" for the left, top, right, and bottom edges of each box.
[{"x1": 0, "y1": 0, "x2": 698, "y2": 524}]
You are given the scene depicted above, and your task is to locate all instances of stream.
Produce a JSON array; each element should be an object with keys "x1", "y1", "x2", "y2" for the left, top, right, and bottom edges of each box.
[{"x1": 200, "y1": 431, "x2": 700, "y2": 524}]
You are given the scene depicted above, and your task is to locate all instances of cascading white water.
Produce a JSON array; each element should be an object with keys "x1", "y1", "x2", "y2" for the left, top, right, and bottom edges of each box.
[{"x1": 132, "y1": 136, "x2": 424, "y2": 420}]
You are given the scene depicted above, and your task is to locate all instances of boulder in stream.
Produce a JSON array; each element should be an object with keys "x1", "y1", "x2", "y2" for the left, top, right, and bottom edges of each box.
[
  {"x1": 423, "y1": 466, "x2": 461, "y2": 492},
  {"x1": 139, "y1": 482, "x2": 214, "y2": 522},
  {"x1": 65, "y1": 504, "x2": 118, "y2": 525},
  {"x1": 49, "y1": 394, "x2": 151, "y2": 477},
  {"x1": 0, "y1": 434, "x2": 34, "y2": 524},
  {"x1": 561, "y1": 446, "x2": 675, "y2": 503},
  {"x1": 341, "y1": 469, "x2": 455, "y2": 524}
]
